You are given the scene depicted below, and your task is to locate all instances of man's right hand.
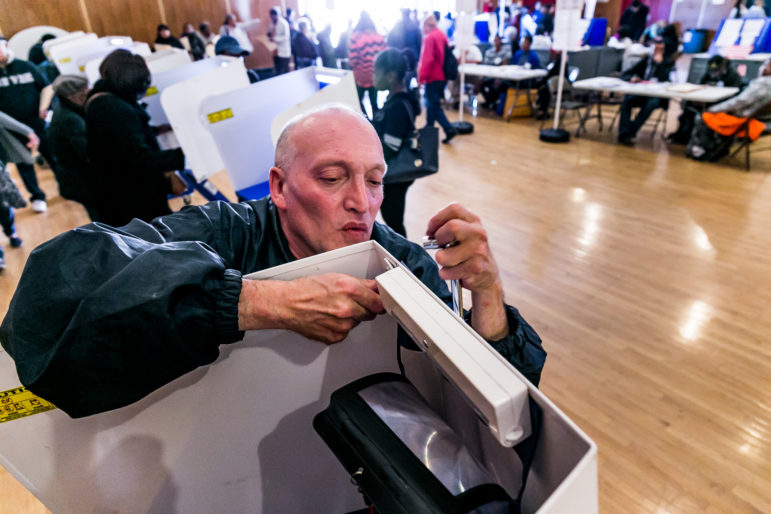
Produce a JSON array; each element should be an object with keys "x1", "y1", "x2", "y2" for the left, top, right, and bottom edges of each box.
[{"x1": 238, "y1": 274, "x2": 385, "y2": 344}]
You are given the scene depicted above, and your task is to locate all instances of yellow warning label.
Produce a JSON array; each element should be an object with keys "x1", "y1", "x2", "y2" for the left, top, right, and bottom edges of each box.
[
  {"x1": 78, "y1": 65, "x2": 85, "y2": 72},
  {"x1": 58, "y1": 57, "x2": 72, "y2": 63},
  {"x1": 145, "y1": 85, "x2": 159, "y2": 96},
  {"x1": 0, "y1": 386, "x2": 56, "y2": 423},
  {"x1": 207, "y1": 108, "x2": 234, "y2": 124}
]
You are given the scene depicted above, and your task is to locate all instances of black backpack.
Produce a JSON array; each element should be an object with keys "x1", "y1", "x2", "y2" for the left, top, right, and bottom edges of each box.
[{"x1": 443, "y1": 44, "x2": 459, "y2": 81}]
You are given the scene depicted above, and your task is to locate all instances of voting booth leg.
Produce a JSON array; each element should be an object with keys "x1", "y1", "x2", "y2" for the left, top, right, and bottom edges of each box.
[{"x1": 177, "y1": 169, "x2": 231, "y2": 202}]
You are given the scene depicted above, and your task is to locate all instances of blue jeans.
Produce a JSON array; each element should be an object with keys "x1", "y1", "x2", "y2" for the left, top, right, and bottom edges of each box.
[{"x1": 425, "y1": 81, "x2": 454, "y2": 136}]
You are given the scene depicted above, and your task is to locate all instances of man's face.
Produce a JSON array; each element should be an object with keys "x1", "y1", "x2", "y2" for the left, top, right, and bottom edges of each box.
[
  {"x1": 160, "y1": 29, "x2": 171, "y2": 39},
  {"x1": 762, "y1": 60, "x2": 771, "y2": 77},
  {"x1": 494, "y1": 36, "x2": 502, "y2": 51},
  {"x1": 271, "y1": 111, "x2": 386, "y2": 260},
  {"x1": 270, "y1": 13, "x2": 278, "y2": 24},
  {"x1": 522, "y1": 38, "x2": 531, "y2": 51}
]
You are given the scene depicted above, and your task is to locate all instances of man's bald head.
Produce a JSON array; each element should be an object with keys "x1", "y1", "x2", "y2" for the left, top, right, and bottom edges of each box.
[{"x1": 274, "y1": 104, "x2": 379, "y2": 171}]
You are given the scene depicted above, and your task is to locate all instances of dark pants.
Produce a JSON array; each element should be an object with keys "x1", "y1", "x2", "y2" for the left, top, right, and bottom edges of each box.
[
  {"x1": 274, "y1": 56, "x2": 291, "y2": 75},
  {"x1": 15, "y1": 163, "x2": 46, "y2": 201},
  {"x1": 425, "y1": 80, "x2": 453, "y2": 137},
  {"x1": 669, "y1": 101, "x2": 703, "y2": 144},
  {"x1": 381, "y1": 180, "x2": 414, "y2": 237},
  {"x1": 12, "y1": 118, "x2": 50, "y2": 201},
  {"x1": 357, "y1": 85, "x2": 378, "y2": 117},
  {"x1": 618, "y1": 95, "x2": 666, "y2": 139},
  {"x1": 0, "y1": 203, "x2": 15, "y2": 236}
]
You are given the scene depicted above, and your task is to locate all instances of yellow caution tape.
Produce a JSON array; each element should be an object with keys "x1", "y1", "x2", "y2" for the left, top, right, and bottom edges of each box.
[
  {"x1": 0, "y1": 386, "x2": 56, "y2": 423},
  {"x1": 207, "y1": 108, "x2": 234, "y2": 124},
  {"x1": 145, "y1": 85, "x2": 159, "y2": 96},
  {"x1": 58, "y1": 57, "x2": 72, "y2": 63}
]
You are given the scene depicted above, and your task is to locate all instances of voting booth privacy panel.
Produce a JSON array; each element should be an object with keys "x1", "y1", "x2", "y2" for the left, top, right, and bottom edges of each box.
[
  {"x1": 201, "y1": 66, "x2": 360, "y2": 199},
  {"x1": 0, "y1": 242, "x2": 596, "y2": 513}
]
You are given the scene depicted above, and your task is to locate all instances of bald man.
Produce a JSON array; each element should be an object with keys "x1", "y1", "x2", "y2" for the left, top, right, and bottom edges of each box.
[{"x1": 1, "y1": 105, "x2": 545, "y2": 418}]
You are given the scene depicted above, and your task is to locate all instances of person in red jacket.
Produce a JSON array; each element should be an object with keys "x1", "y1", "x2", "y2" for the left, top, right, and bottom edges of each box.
[{"x1": 418, "y1": 15, "x2": 457, "y2": 143}]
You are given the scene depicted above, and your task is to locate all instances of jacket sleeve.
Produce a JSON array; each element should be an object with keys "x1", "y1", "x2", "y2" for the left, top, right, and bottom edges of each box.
[
  {"x1": 401, "y1": 243, "x2": 547, "y2": 387},
  {"x1": 0, "y1": 201, "x2": 259, "y2": 418},
  {"x1": 0, "y1": 110, "x2": 34, "y2": 137},
  {"x1": 621, "y1": 57, "x2": 646, "y2": 81},
  {"x1": 709, "y1": 79, "x2": 762, "y2": 116}
]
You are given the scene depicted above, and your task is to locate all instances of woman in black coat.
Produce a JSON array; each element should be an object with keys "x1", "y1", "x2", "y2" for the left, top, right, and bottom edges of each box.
[{"x1": 85, "y1": 49, "x2": 185, "y2": 226}]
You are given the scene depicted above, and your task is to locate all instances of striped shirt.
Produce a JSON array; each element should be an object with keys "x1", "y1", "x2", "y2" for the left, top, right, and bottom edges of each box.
[{"x1": 348, "y1": 30, "x2": 387, "y2": 88}]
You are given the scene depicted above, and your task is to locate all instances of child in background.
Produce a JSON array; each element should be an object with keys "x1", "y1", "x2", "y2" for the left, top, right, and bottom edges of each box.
[{"x1": 0, "y1": 160, "x2": 26, "y2": 271}]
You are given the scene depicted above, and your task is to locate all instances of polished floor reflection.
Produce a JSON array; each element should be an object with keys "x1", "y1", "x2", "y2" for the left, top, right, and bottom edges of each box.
[{"x1": 1, "y1": 111, "x2": 769, "y2": 513}]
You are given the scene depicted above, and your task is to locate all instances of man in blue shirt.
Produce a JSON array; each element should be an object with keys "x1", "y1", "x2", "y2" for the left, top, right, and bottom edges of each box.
[{"x1": 513, "y1": 35, "x2": 541, "y2": 69}]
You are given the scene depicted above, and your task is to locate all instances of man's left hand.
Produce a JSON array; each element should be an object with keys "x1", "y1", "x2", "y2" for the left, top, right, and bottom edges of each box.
[{"x1": 426, "y1": 203, "x2": 509, "y2": 341}]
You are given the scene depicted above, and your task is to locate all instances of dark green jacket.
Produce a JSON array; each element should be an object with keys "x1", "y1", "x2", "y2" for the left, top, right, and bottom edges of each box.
[{"x1": 0, "y1": 198, "x2": 546, "y2": 417}]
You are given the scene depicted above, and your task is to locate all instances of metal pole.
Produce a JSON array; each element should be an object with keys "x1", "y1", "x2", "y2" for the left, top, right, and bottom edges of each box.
[{"x1": 553, "y1": 48, "x2": 568, "y2": 130}]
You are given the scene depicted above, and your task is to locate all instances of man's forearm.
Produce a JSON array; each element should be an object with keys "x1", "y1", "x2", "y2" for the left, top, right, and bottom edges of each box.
[
  {"x1": 470, "y1": 282, "x2": 509, "y2": 341},
  {"x1": 39, "y1": 85, "x2": 54, "y2": 115}
]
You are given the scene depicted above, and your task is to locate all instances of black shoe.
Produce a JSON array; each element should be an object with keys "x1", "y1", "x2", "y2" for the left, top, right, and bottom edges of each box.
[
  {"x1": 9, "y1": 236, "x2": 22, "y2": 248},
  {"x1": 618, "y1": 134, "x2": 634, "y2": 146},
  {"x1": 442, "y1": 129, "x2": 457, "y2": 144}
]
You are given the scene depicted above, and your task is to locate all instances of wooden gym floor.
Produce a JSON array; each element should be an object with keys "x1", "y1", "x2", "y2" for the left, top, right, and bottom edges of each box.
[{"x1": 0, "y1": 107, "x2": 769, "y2": 513}]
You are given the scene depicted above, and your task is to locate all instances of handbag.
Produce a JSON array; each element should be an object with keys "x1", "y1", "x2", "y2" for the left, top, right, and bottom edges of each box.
[{"x1": 384, "y1": 98, "x2": 439, "y2": 185}]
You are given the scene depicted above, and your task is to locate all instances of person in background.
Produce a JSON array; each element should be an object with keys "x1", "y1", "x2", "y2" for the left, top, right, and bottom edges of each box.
[
  {"x1": 448, "y1": 44, "x2": 483, "y2": 108},
  {"x1": 536, "y1": 4, "x2": 554, "y2": 37},
  {"x1": 418, "y1": 15, "x2": 457, "y2": 143},
  {"x1": 48, "y1": 75, "x2": 99, "y2": 220},
  {"x1": 154, "y1": 24, "x2": 184, "y2": 50},
  {"x1": 84, "y1": 50, "x2": 186, "y2": 227},
  {"x1": 513, "y1": 34, "x2": 541, "y2": 69},
  {"x1": 728, "y1": 0, "x2": 746, "y2": 18},
  {"x1": 640, "y1": 20, "x2": 666, "y2": 45},
  {"x1": 619, "y1": 0, "x2": 650, "y2": 41},
  {"x1": 744, "y1": 0, "x2": 768, "y2": 17},
  {"x1": 388, "y1": 8, "x2": 423, "y2": 61},
  {"x1": 687, "y1": 58, "x2": 771, "y2": 160},
  {"x1": 0, "y1": 110, "x2": 38, "y2": 268},
  {"x1": 616, "y1": 43, "x2": 674, "y2": 145},
  {"x1": 336, "y1": 20, "x2": 353, "y2": 69},
  {"x1": 27, "y1": 34, "x2": 56, "y2": 66},
  {"x1": 608, "y1": 25, "x2": 634, "y2": 48},
  {"x1": 292, "y1": 20, "x2": 318, "y2": 69},
  {"x1": 480, "y1": 35, "x2": 513, "y2": 110},
  {"x1": 317, "y1": 25, "x2": 337, "y2": 68},
  {"x1": 213, "y1": 36, "x2": 259, "y2": 83},
  {"x1": 0, "y1": 36, "x2": 53, "y2": 213},
  {"x1": 181, "y1": 23, "x2": 206, "y2": 61},
  {"x1": 220, "y1": 13, "x2": 253, "y2": 54},
  {"x1": 268, "y1": 8, "x2": 292, "y2": 75},
  {"x1": 199, "y1": 22, "x2": 217, "y2": 46},
  {"x1": 667, "y1": 55, "x2": 742, "y2": 144},
  {"x1": 372, "y1": 48, "x2": 422, "y2": 237},
  {"x1": 348, "y1": 11, "x2": 387, "y2": 117}
]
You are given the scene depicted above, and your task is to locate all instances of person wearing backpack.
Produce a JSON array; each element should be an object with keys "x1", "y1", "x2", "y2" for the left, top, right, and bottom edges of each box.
[
  {"x1": 371, "y1": 49, "x2": 422, "y2": 237},
  {"x1": 418, "y1": 15, "x2": 457, "y2": 143}
]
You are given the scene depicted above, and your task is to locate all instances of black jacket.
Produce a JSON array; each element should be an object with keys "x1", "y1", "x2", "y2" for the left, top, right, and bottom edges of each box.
[
  {"x1": 48, "y1": 97, "x2": 92, "y2": 204},
  {"x1": 371, "y1": 91, "x2": 421, "y2": 163},
  {"x1": 0, "y1": 198, "x2": 546, "y2": 418},
  {"x1": 700, "y1": 66, "x2": 742, "y2": 88},
  {"x1": 85, "y1": 80, "x2": 184, "y2": 226},
  {"x1": 622, "y1": 56, "x2": 673, "y2": 83}
]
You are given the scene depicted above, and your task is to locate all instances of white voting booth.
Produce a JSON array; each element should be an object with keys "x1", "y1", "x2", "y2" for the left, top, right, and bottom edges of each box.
[
  {"x1": 0, "y1": 241, "x2": 596, "y2": 513},
  {"x1": 81, "y1": 42, "x2": 152, "y2": 83},
  {"x1": 201, "y1": 67, "x2": 359, "y2": 198},
  {"x1": 49, "y1": 35, "x2": 134, "y2": 75},
  {"x1": 143, "y1": 48, "x2": 192, "y2": 76},
  {"x1": 7, "y1": 26, "x2": 69, "y2": 62},
  {"x1": 159, "y1": 57, "x2": 250, "y2": 181}
]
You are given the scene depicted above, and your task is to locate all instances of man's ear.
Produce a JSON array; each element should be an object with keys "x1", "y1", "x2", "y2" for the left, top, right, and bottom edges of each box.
[{"x1": 269, "y1": 166, "x2": 287, "y2": 210}]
